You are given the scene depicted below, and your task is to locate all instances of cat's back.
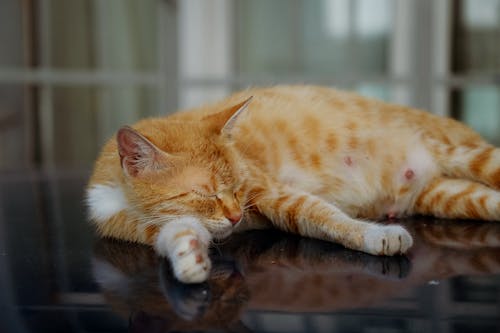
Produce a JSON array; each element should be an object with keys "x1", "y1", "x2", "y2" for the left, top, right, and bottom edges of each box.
[
  {"x1": 222, "y1": 85, "x2": 475, "y2": 158},
  {"x1": 229, "y1": 85, "x2": 477, "y2": 140},
  {"x1": 88, "y1": 85, "x2": 481, "y2": 187}
]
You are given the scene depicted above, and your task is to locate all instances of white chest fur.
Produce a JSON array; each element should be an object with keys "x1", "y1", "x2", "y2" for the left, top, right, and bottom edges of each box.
[{"x1": 86, "y1": 184, "x2": 128, "y2": 222}]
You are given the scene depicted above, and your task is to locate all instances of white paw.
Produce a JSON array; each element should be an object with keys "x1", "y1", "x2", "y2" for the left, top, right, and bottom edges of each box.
[
  {"x1": 172, "y1": 237, "x2": 211, "y2": 284},
  {"x1": 363, "y1": 225, "x2": 413, "y2": 255}
]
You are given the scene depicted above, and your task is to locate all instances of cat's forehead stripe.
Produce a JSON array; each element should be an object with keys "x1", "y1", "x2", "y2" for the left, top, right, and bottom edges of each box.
[{"x1": 177, "y1": 167, "x2": 217, "y2": 192}]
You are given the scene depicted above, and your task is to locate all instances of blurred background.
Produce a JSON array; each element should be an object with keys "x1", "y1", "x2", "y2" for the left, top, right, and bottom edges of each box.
[
  {"x1": 1, "y1": 1, "x2": 500, "y2": 332},
  {"x1": 0, "y1": 0, "x2": 499, "y2": 172}
]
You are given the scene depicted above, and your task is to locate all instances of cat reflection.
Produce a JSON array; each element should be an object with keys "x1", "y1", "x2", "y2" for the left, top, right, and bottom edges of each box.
[
  {"x1": 93, "y1": 220, "x2": 500, "y2": 332},
  {"x1": 93, "y1": 242, "x2": 248, "y2": 332}
]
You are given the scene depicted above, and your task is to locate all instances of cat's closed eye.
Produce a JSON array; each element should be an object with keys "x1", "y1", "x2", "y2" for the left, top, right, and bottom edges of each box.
[
  {"x1": 192, "y1": 189, "x2": 217, "y2": 198},
  {"x1": 189, "y1": 198, "x2": 217, "y2": 216}
]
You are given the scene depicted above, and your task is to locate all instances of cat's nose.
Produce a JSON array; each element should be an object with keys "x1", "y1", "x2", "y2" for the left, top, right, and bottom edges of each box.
[{"x1": 226, "y1": 212, "x2": 242, "y2": 225}]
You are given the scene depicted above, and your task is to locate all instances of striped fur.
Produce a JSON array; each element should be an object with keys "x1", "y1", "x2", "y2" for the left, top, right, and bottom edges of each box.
[
  {"x1": 87, "y1": 85, "x2": 500, "y2": 283},
  {"x1": 415, "y1": 178, "x2": 500, "y2": 220}
]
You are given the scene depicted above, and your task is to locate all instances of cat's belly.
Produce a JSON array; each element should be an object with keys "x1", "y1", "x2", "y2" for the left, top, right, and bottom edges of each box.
[{"x1": 275, "y1": 143, "x2": 440, "y2": 220}]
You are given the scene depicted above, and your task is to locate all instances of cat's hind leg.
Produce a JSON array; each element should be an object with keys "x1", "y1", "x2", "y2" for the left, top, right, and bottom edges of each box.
[
  {"x1": 415, "y1": 177, "x2": 500, "y2": 221},
  {"x1": 431, "y1": 141, "x2": 500, "y2": 189},
  {"x1": 254, "y1": 186, "x2": 413, "y2": 256}
]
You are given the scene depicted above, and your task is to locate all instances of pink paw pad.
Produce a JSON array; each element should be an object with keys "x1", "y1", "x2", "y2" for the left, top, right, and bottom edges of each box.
[
  {"x1": 189, "y1": 239, "x2": 200, "y2": 248},
  {"x1": 195, "y1": 254, "x2": 204, "y2": 263}
]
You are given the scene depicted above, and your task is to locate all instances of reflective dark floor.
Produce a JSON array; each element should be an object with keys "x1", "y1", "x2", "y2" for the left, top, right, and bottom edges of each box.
[{"x1": 1, "y1": 171, "x2": 500, "y2": 333}]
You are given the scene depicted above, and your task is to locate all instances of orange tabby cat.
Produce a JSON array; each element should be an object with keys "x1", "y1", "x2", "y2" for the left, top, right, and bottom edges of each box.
[{"x1": 86, "y1": 85, "x2": 500, "y2": 283}]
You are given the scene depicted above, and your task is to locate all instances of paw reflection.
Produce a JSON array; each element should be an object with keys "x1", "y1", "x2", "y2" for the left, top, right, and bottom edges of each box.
[
  {"x1": 159, "y1": 260, "x2": 211, "y2": 321},
  {"x1": 93, "y1": 221, "x2": 500, "y2": 332}
]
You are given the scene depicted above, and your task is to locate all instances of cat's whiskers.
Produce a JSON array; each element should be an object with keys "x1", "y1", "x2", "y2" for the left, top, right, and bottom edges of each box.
[
  {"x1": 136, "y1": 214, "x2": 174, "y2": 227},
  {"x1": 212, "y1": 237, "x2": 231, "y2": 247},
  {"x1": 242, "y1": 203, "x2": 258, "y2": 210},
  {"x1": 242, "y1": 192, "x2": 265, "y2": 209},
  {"x1": 245, "y1": 192, "x2": 263, "y2": 202},
  {"x1": 211, "y1": 242, "x2": 223, "y2": 256}
]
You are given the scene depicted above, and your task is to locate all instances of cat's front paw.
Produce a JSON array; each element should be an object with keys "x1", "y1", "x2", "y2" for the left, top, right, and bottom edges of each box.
[
  {"x1": 363, "y1": 225, "x2": 413, "y2": 256},
  {"x1": 172, "y1": 238, "x2": 212, "y2": 284}
]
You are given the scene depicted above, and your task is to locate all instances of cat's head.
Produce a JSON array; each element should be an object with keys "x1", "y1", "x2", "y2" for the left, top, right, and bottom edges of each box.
[{"x1": 117, "y1": 98, "x2": 252, "y2": 240}]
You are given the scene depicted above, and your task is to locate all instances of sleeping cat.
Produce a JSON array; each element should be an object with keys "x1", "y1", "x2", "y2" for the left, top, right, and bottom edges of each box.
[{"x1": 86, "y1": 85, "x2": 500, "y2": 283}]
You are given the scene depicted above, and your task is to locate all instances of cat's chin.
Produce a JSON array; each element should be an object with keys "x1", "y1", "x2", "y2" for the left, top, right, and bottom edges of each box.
[
  {"x1": 204, "y1": 219, "x2": 234, "y2": 240},
  {"x1": 212, "y1": 228, "x2": 233, "y2": 240}
]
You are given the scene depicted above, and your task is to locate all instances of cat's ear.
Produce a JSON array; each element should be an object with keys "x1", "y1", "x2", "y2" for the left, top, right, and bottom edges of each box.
[
  {"x1": 207, "y1": 96, "x2": 253, "y2": 137},
  {"x1": 116, "y1": 126, "x2": 169, "y2": 177}
]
